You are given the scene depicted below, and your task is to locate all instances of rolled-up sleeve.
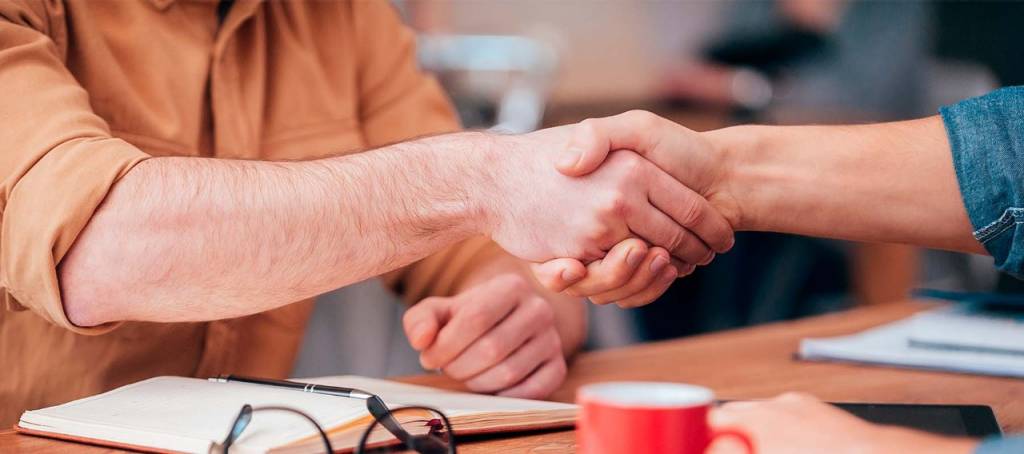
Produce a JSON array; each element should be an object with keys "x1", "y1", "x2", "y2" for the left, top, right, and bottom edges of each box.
[
  {"x1": 0, "y1": 3, "x2": 150, "y2": 333},
  {"x1": 976, "y1": 436, "x2": 1024, "y2": 454},
  {"x1": 352, "y1": 1, "x2": 510, "y2": 302},
  {"x1": 940, "y1": 86, "x2": 1024, "y2": 278}
]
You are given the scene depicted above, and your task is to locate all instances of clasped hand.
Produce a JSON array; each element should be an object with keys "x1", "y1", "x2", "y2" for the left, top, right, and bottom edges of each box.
[{"x1": 488, "y1": 110, "x2": 739, "y2": 308}]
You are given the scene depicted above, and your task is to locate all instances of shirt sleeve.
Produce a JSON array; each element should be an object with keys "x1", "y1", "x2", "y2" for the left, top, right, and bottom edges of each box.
[
  {"x1": 351, "y1": 1, "x2": 511, "y2": 302},
  {"x1": 976, "y1": 436, "x2": 1024, "y2": 454},
  {"x1": 0, "y1": 2, "x2": 151, "y2": 334},
  {"x1": 940, "y1": 86, "x2": 1024, "y2": 279}
]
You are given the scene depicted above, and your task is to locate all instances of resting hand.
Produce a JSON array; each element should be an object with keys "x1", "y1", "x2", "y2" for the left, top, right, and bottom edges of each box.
[
  {"x1": 402, "y1": 274, "x2": 567, "y2": 399},
  {"x1": 708, "y1": 393, "x2": 978, "y2": 454}
]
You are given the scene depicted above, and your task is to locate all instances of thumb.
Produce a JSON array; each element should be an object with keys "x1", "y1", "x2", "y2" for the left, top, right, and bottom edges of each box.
[
  {"x1": 531, "y1": 258, "x2": 588, "y2": 292},
  {"x1": 402, "y1": 297, "x2": 448, "y2": 351},
  {"x1": 555, "y1": 119, "x2": 611, "y2": 177}
]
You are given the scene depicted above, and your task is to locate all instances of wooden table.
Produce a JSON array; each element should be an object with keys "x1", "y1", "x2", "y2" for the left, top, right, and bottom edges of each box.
[{"x1": 5, "y1": 301, "x2": 1023, "y2": 452}]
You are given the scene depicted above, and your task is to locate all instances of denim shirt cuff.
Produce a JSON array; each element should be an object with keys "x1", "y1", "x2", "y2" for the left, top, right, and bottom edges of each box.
[
  {"x1": 940, "y1": 86, "x2": 1024, "y2": 279},
  {"x1": 975, "y1": 435, "x2": 1024, "y2": 454}
]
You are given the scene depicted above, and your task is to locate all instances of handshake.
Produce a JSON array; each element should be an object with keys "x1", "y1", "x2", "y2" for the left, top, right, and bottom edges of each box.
[{"x1": 479, "y1": 110, "x2": 743, "y2": 308}]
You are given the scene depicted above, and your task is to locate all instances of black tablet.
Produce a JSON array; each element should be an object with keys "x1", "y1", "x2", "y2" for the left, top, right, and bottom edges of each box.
[{"x1": 833, "y1": 403, "x2": 1002, "y2": 437}]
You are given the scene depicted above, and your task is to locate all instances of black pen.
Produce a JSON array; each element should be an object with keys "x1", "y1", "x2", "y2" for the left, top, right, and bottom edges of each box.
[{"x1": 210, "y1": 374, "x2": 374, "y2": 400}]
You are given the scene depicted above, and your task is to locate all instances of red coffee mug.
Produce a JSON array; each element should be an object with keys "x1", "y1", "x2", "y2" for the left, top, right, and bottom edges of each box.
[{"x1": 577, "y1": 382, "x2": 754, "y2": 454}]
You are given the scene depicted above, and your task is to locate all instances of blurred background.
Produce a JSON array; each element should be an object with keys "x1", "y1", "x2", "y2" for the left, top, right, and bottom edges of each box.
[{"x1": 293, "y1": 0, "x2": 1024, "y2": 379}]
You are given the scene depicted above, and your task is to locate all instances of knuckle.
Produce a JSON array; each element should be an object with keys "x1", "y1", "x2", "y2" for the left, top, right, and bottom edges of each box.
[
  {"x1": 465, "y1": 310, "x2": 491, "y2": 331},
  {"x1": 667, "y1": 230, "x2": 689, "y2": 254},
  {"x1": 597, "y1": 192, "x2": 629, "y2": 218},
  {"x1": 500, "y1": 273, "x2": 530, "y2": 293},
  {"x1": 624, "y1": 109, "x2": 659, "y2": 129},
  {"x1": 477, "y1": 339, "x2": 503, "y2": 363},
  {"x1": 779, "y1": 392, "x2": 812, "y2": 402},
  {"x1": 577, "y1": 118, "x2": 600, "y2": 137},
  {"x1": 497, "y1": 365, "x2": 521, "y2": 388},
  {"x1": 678, "y1": 200, "x2": 705, "y2": 227},
  {"x1": 527, "y1": 299, "x2": 555, "y2": 325}
]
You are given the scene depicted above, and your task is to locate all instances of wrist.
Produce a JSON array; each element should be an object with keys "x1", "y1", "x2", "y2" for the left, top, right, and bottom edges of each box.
[
  {"x1": 704, "y1": 124, "x2": 769, "y2": 231},
  {"x1": 451, "y1": 131, "x2": 505, "y2": 237}
]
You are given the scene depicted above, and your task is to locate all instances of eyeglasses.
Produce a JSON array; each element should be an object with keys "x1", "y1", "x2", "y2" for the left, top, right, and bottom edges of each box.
[{"x1": 209, "y1": 376, "x2": 456, "y2": 454}]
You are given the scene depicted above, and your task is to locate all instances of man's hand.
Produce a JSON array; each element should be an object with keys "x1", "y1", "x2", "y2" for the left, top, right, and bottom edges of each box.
[
  {"x1": 402, "y1": 274, "x2": 569, "y2": 399},
  {"x1": 531, "y1": 238, "x2": 684, "y2": 309},
  {"x1": 708, "y1": 393, "x2": 978, "y2": 454},
  {"x1": 524, "y1": 111, "x2": 737, "y2": 307},
  {"x1": 555, "y1": 111, "x2": 725, "y2": 197},
  {"x1": 482, "y1": 124, "x2": 734, "y2": 266}
]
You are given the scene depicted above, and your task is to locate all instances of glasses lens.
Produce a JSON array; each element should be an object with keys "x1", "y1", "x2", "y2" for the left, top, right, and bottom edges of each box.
[{"x1": 358, "y1": 406, "x2": 453, "y2": 454}]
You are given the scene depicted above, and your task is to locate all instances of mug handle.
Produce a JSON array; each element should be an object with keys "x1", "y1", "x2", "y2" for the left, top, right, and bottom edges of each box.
[{"x1": 708, "y1": 428, "x2": 755, "y2": 453}]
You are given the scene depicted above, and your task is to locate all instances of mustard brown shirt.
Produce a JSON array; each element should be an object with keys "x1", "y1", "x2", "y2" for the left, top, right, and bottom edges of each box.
[{"x1": 0, "y1": 0, "x2": 504, "y2": 425}]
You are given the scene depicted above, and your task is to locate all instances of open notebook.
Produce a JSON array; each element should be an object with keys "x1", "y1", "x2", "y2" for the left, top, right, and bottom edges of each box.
[{"x1": 16, "y1": 376, "x2": 578, "y2": 453}]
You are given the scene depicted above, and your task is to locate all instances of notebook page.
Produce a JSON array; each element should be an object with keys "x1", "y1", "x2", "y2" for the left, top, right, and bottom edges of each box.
[
  {"x1": 21, "y1": 376, "x2": 368, "y2": 451},
  {"x1": 303, "y1": 375, "x2": 577, "y2": 418}
]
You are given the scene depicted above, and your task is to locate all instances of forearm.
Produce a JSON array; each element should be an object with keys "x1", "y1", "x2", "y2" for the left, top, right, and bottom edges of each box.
[
  {"x1": 61, "y1": 132, "x2": 495, "y2": 325},
  {"x1": 710, "y1": 116, "x2": 984, "y2": 253}
]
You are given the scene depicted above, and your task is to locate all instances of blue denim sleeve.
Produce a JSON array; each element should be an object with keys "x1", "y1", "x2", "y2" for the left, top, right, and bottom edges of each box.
[
  {"x1": 940, "y1": 86, "x2": 1024, "y2": 279},
  {"x1": 976, "y1": 436, "x2": 1024, "y2": 454}
]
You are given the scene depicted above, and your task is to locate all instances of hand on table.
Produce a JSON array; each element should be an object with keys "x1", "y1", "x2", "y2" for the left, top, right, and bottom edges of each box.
[
  {"x1": 708, "y1": 393, "x2": 978, "y2": 454},
  {"x1": 402, "y1": 274, "x2": 567, "y2": 399}
]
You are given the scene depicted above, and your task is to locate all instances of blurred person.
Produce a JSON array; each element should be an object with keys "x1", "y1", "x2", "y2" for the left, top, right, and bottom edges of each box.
[
  {"x1": 544, "y1": 85, "x2": 1024, "y2": 452},
  {"x1": 0, "y1": 0, "x2": 737, "y2": 424}
]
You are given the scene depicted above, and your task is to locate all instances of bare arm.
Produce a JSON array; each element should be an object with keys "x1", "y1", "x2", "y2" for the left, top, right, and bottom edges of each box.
[
  {"x1": 558, "y1": 111, "x2": 983, "y2": 256},
  {"x1": 61, "y1": 133, "x2": 493, "y2": 326},
  {"x1": 62, "y1": 122, "x2": 732, "y2": 326},
  {"x1": 709, "y1": 116, "x2": 983, "y2": 253}
]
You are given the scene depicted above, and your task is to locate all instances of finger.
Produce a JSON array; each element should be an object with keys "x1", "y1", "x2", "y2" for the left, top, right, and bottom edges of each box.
[
  {"x1": 464, "y1": 329, "x2": 562, "y2": 394},
  {"x1": 530, "y1": 259, "x2": 587, "y2": 293},
  {"x1": 495, "y1": 355, "x2": 568, "y2": 400},
  {"x1": 557, "y1": 111, "x2": 673, "y2": 177},
  {"x1": 564, "y1": 238, "x2": 648, "y2": 297},
  {"x1": 615, "y1": 264, "x2": 678, "y2": 309},
  {"x1": 628, "y1": 204, "x2": 713, "y2": 265},
  {"x1": 648, "y1": 167, "x2": 735, "y2": 253},
  {"x1": 442, "y1": 297, "x2": 551, "y2": 381},
  {"x1": 419, "y1": 277, "x2": 523, "y2": 369},
  {"x1": 402, "y1": 297, "x2": 450, "y2": 351},
  {"x1": 588, "y1": 247, "x2": 670, "y2": 304},
  {"x1": 672, "y1": 257, "x2": 698, "y2": 277},
  {"x1": 556, "y1": 118, "x2": 612, "y2": 177}
]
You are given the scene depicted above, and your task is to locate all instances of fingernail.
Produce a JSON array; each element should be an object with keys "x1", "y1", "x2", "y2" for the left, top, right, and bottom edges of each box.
[
  {"x1": 561, "y1": 267, "x2": 584, "y2": 282},
  {"x1": 410, "y1": 323, "x2": 429, "y2": 347},
  {"x1": 664, "y1": 266, "x2": 679, "y2": 280},
  {"x1": 650, "y1": 255, "x2": 669, "y2": 273},
  {"x1": 558, "y1": 148, "x2": 582, "y2": 169},
  {"x1": 625, "y1": 247, "x2": 643, "y2": 268}
]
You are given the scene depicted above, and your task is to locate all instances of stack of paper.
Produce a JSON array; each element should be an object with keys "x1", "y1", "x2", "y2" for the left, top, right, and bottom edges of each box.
[{"x1": 799, "y1": 305, "x2": 1024, "y2": 377}]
